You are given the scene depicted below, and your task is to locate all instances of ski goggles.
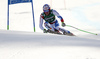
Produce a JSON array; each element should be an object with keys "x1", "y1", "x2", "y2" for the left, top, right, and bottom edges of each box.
[{"x1": 43, "y1": 6, "x2": 50, "y2": 12}]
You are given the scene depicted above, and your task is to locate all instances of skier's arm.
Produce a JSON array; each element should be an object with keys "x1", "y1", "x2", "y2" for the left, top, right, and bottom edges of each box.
[
  {"x1": 53, "y1": 10, "x2": 64, "y2": 23},
  {"x1": 53, "y1": 10, "x2": 66, "y2": 27},
  {"x1": 39, "y1": 15, "x2": 45, "y2": 30}
]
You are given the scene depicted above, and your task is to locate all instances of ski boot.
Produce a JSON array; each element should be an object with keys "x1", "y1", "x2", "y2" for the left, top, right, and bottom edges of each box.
[
  {"x1": 54, "y1": 29, "x2": 62, "y2": 34},
  {"x1": 47, "y1": 29, "x2": 62, "y2": 34}
]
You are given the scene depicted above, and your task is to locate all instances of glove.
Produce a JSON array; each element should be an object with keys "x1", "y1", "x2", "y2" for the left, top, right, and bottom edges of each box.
[
  {"x1": 62, "y1": 22, "x2": 66, "y2": 27},
  {"x1": 43, "y1": 29, "x2": 47, "y2": 33}
]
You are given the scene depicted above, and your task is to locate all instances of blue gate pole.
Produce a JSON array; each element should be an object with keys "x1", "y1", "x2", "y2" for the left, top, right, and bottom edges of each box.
[
  {"x1": 7, "y1": 0, "x2": 9, "y2": 30},
  {"x1": 31, "y1": 0, "x2": 35, "y2": 32}
]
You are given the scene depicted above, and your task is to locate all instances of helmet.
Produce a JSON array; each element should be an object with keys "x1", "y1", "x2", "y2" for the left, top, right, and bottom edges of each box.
[{"x1": 43, "y1": 4, "x2": 50, "y2": 12}]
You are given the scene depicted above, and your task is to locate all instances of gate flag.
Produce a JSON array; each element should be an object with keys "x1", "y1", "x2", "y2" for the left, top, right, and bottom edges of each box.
[
  {"x1": 7, "y1": 0, "x2": 35, "y2": 32},
  {"x1": 8, "y1": 0, "x2": 32, "y2": 5}
]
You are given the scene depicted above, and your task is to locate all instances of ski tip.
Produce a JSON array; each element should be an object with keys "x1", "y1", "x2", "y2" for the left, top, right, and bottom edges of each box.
[
  {"x1": 71, "y1": 33, "x2": 75, "y2": 36},
  {"x1": 66, "y1": 33, "x2": 75, "y2": 36}
]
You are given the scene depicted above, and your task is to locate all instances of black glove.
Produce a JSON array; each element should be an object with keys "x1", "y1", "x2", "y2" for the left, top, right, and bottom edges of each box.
[
  {"x1": 62, "y1": 22, "x2": 66, "y2": 27},
  {"x1": 43, "y1": 29, "x2": 47, "y2": 33}
]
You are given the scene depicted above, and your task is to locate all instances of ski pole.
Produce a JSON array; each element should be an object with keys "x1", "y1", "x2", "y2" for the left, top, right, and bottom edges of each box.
[{"x1": 66, "y1": 25, "x2": 97, "y2": 35}]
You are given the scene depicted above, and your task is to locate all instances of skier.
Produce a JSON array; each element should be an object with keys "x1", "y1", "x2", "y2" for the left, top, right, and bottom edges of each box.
[{"x1": 39, "y1": 4, "x2": 74, "y2": 36}]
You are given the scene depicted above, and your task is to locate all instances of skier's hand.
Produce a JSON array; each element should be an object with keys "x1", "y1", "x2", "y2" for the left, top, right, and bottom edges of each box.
[
  {"x1": 43, "y1": 29, "x2": 47, "y2": 33},
  {"x1": 62, "y1": 22, "x2": 66, "y2": 27}
]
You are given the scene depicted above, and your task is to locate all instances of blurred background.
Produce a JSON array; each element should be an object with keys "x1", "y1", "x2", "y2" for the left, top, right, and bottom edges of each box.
[{"x1": 0, "y1": 0, "x2": 100, "y2": 34}]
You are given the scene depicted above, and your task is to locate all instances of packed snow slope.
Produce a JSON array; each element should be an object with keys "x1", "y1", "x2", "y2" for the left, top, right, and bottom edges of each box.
[{"x1": 0, "y1": 30, "x2": 100, "y2": 59}]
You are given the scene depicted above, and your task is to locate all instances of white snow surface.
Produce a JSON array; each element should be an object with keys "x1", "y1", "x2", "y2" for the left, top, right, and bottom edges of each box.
[{"x1": 0, "y1": 30, "x2": 100, "y2": 59}]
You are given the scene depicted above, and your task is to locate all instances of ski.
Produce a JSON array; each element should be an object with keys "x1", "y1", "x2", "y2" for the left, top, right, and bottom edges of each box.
[{"x1": 47, "y1": 29, "x2": 75, "y2": 36}]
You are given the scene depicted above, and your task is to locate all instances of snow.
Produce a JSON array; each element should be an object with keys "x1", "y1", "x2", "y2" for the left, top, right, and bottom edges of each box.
[
  {"x1": 0, "y1": 30, "x2": 100, "y2": 59},
  {"x1": 0, "y1": 0, "x2": 100, "y2": 59}
]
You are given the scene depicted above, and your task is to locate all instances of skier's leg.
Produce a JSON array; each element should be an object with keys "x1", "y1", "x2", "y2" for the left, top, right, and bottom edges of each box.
[
  {"x1": 50, "y1": 20, "x2": 59, "y2": 32},
  {"x1": 53, "y1": 20, "x2": 74, "y2": 35},
  {"x1": 44, "y1": 21, "x2": 60, "y2": 33},
  {"x1": 54, "y1": 20, "x2": 68, "y2": 33},
  {"x1": 55, "y1": 26, "x2": 70, "y2": 33},
  {"x1": 56, "y1": 27, "x2": 74, "y2": 36},
  {"x1": 44, "y1": 22, "x2": 55, "y2": 32}
]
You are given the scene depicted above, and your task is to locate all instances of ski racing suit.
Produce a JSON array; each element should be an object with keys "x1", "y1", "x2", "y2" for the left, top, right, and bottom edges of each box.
[{"x1": 39, "y1": 9, "x2": 70, "y2": 33}]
